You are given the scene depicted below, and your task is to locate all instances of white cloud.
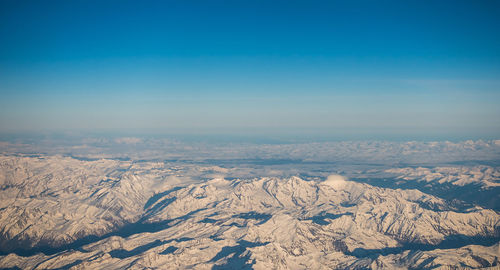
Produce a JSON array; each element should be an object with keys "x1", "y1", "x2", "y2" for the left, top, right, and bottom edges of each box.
[{"x1": 322, "y1": 174, "x2": 348, "y2": 190}]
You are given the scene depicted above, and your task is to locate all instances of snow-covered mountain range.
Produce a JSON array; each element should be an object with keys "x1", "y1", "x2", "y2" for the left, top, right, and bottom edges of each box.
[{"x1": 0, "y1": 152, "x2": 498, "y2": 269}]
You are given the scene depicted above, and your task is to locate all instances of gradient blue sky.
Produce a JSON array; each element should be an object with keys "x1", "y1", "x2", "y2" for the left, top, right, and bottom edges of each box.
[{"x1": 1, "y1": 0, "x2": 499, "y2": 139}]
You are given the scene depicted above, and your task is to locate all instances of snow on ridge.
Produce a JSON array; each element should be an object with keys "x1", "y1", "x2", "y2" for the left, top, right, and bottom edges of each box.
[
  {"x1": 386, "y1": 165, "x2": 500, "y2": 188},
  {"x1": 0, "y1": 153, "x2": 499, "y2": 269},
  {"x1": 1, "y1": 138, "x2": 500, "y2": 164},
  {"x1": 0, "y1": 172, "x2": 498, "y2": 269}
]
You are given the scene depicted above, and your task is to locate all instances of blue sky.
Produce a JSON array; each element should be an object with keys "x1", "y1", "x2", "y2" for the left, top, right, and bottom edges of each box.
[{"x1": 1, "y1": 0, "x2": 499, "y2": 139}]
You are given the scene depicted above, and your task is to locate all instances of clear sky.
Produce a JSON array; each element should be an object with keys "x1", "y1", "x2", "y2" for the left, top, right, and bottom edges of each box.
[{"x1": 1, "y1": 0, "x2": 499, "y2": 139}]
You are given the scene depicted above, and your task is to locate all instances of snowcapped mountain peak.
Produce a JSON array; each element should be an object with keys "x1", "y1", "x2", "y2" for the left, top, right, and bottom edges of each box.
[{"x1": 0, "y1": 154, "x2": 498, "y2": 269}]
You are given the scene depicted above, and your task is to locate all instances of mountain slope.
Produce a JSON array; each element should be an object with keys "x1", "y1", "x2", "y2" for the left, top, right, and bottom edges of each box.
[{"x1": 0, "y1": 156, "x2": 498, "y2": 269}]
